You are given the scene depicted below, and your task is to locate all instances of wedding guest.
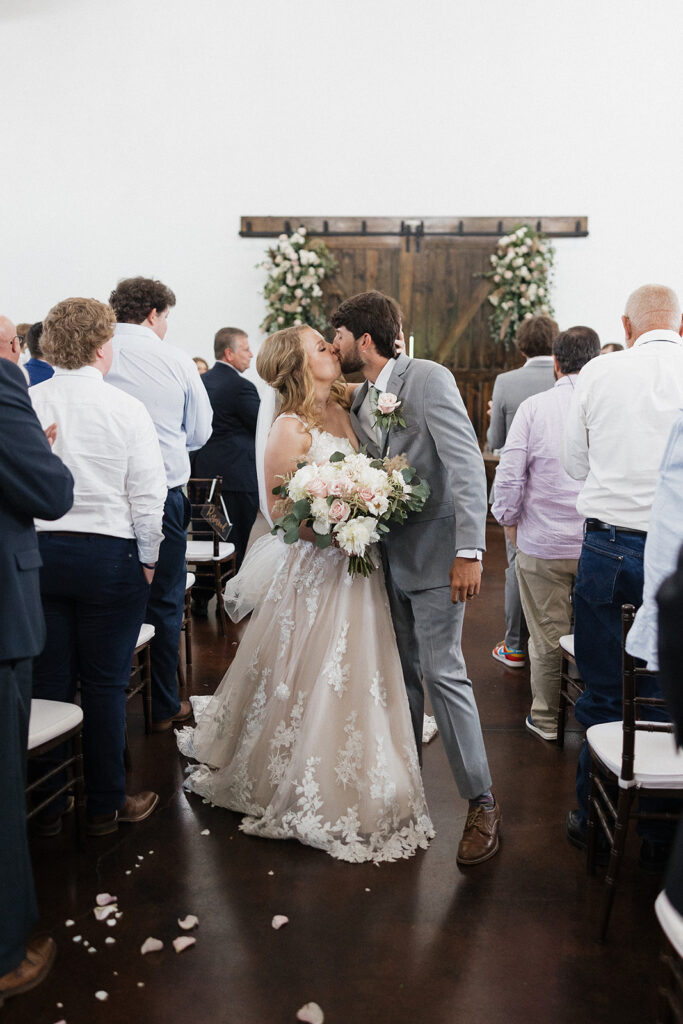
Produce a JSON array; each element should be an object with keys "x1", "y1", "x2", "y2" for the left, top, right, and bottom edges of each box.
[
  {"x1": 599, "y1": 342, "x2": 624, "y2": 354},
  {"x1": 0, "y1": 316, "x2": 22, "y2": 365},
  {"x1": 193, "y1": 356, "x2": 209, "y2": 374},
  {"x1": 562, "y1": 283, "x2": 683, "y2": 862},
  {"x1": 487, "y1": 314, "x2": 559, "y2": 670},
  {"x1": 24, "y1": 323, "x2": 54, "y2": 385},
  {"x1": 30, "y1": 297, "x2": 167, "y2": 835},
  {"x1": 107, "y1": 277, "x2": 212, "y2": 731},
  {"x1": 191, "y1": 328, "x2": 260, "y2": 590},
  {"x1": 0, "y1": 358, "x2": 73, "y2": 1008},
  {"x1": 492, "y1": 326, "x2": 600, "y2": 740}
]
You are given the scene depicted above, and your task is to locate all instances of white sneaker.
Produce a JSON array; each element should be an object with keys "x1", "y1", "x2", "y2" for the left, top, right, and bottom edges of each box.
[{"x1": 525, "y1": 714, "x2": 557, "y2": 742}]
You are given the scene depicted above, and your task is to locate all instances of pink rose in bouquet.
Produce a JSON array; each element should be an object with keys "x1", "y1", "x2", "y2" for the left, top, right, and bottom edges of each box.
[
  {"x1": 307, "y1": 478, "x2": 328, "y2": 499},
  {"x1": 329, "y1": 499, "x2": 351, "y2": 523}
]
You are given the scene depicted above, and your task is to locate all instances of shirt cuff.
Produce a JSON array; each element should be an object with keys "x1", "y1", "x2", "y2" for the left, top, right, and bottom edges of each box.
[{"x1": 456, "y1": 549, "x2": 482, "y2": 560}]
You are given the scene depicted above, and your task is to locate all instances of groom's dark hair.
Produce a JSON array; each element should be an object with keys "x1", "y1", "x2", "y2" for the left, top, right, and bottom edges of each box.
[{"x1": 331, "y1": 291, "x2": 402, "y2": 360}]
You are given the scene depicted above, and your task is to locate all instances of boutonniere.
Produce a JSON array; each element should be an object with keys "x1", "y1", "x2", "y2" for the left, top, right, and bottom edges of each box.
[{"x1": 371, "y1": 391, "x2": 406, "y2": 431}]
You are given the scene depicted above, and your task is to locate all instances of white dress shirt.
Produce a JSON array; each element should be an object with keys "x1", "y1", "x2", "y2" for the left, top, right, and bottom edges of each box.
[
  {"x1": 106, "y1": 323, "x2": 213, "y2": 488},
  {"x1": 562, "y1": 330, "x2": 683, "y2": 531},
  {"x1": 30, "y1": 366, "x2": 167, "y2": 564}
]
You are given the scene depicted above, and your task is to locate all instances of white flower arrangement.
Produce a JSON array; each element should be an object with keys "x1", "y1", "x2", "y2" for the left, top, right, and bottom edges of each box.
[
  {"x1": 484, "y1": 225, "x2": 555, "y2": 348},
  {"x1": 260, "y1": 226, "x2": 337, "y2": 335},
  {"x1": 271, "y1": 450, "x2": 430, "y2": 577}
]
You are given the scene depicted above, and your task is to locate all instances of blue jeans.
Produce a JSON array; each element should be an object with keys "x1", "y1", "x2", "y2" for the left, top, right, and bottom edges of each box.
[
  {"x1": 147, "y1": 488, "x2": 190, "y2": 723},
  {"x1": 573, "y1": 526, "x2": 672, "y2": 840},
  {"x1": 32, "y1": 534, "x2": 150, "y2": 816}
]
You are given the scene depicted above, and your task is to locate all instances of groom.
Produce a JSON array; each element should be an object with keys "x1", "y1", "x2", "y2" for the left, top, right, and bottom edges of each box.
[{"x1": 331, "y1": 291, "x2": 501, "y2": 865}]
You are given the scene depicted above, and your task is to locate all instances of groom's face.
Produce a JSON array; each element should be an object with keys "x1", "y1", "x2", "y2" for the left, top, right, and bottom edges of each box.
[{"x1": 332, "y1": 326, "x2": 364, "y2": 374}]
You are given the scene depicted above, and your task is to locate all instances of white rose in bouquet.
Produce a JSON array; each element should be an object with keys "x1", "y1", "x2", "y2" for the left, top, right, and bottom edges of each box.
[{"x1": 334, "y1": 516, "x2": 380, "y2": 556}]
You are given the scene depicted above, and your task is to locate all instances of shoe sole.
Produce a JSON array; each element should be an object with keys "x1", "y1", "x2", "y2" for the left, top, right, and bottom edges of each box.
[
  {"x1": 456, "y1": 816, "x2": 502, "y2": 866},
  {"x1": 118, "y1": 792, "x2": 159, "y2": 824},
  {"x1": 151, "y1": 710, "x2": 194, "y2": 732},
  {"x1": 525, "y1": 718, "x2": 557, "y2": 742},
  {"x1": 491, "y1": 649, "x2": 525, "y2": 669},
  {"x1": 0, "y1": 939, "x2": 57, "y2": 1001},
  {"x1": 87, "y1": 817, "x2": 119, "y2": 837}
]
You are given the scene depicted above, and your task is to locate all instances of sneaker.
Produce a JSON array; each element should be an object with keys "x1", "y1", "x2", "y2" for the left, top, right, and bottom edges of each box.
[
  {"x1": 525, "y1": 714, "x2": 557, "y2": 742},
  {"x1": 492, "y1": 642, "x2": 526, "y2": 669}
]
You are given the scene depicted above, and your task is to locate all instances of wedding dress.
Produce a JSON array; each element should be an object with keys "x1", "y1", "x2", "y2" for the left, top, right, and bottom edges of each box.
[{"x1": 177, "y1": 417, "x2": 434, "y2": 864}]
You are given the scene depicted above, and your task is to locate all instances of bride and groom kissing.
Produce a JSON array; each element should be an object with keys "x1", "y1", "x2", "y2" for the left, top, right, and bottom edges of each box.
[{"x1": 177, "y1": 290, "x2": 501, "y2": 867}]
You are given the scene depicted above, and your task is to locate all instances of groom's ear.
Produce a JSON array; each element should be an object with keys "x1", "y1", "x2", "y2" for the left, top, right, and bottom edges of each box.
[{"x1": 358, "y1": 332, "x2": 374, "y2": 353}]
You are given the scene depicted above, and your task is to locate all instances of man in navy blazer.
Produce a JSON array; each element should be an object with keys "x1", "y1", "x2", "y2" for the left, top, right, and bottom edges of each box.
[
  {"x1": 192, "y1": 328, "x2": 260, "y2": 606},
  {"x1": 0, "y1": 358, "x2": 74, "y2": 1007}
]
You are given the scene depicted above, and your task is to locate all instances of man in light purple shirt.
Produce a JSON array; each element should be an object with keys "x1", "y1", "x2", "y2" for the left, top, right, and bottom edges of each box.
[{"x1": 492, "y1": 326, "x2": 600, "y2": 740}]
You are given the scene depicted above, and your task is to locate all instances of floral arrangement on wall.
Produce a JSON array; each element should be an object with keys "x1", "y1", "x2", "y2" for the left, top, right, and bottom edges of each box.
[
  {"x1": 260, "y1": 226, "x2": 337, "y2": 334},
  {"x1": 484, "y1": 225, "x2": 555, "y2": 347}
]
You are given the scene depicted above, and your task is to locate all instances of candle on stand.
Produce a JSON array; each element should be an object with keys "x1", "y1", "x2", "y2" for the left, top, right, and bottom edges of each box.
[{"x1": 408, "y1": 334, "x2": 415, "y2": 359}]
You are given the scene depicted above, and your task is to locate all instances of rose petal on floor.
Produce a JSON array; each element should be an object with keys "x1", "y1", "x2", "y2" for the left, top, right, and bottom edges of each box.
[
  {"x1": 105, "y1": 937, "x2": 116, "y2": 945},
  {"x1": 271, "y1": 915, "x2": 289, "y2": 930},
  {"x1": 177, "y1": 915, "x2": 199, "y2": 931},
  {"x1": 93, "y1": 905, "x2": 118, "y2": 921},
  {"x1": 107, "y1": 919, "x2": 117, "y2": 927},
  {"x1": 140, "y1": 937, "x2": 164, "y2": 955},
  {"x1": 172, "y1": 936, "x2": 196, "y2": 954},
  {"x1": 64, "y1": 919, "x2": 75, "y2": 927},
  {"x1": 296, "y1": 1002, "x2": 324, "y2": 1023},
  {"x1": 200, "y1": 829, "x2": 210, "y2": 835},
  {"x1": 96, "y1": 893, "x2": 117, "y2": 906},
  {"x1": 95, "y1": 991, "x2": 108, "y2": 1001}
]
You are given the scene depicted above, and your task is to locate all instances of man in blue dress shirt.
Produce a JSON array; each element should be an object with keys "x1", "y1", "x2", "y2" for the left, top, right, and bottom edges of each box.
[
  {"x1": 24, "y1": 323, "x2": 54, "y2": 386},
  {"x1": 107, "y1": 277, "x2": 213, "y2": 731}
]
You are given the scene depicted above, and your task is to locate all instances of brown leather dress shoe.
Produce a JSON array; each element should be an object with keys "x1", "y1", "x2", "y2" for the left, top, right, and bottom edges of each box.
[
  {"x1": 456, "y1": 800, "x2": 502, "y2": 865},
  {"x1": 87, "y1": 790, "x2": 159, "y2": 836},
  {"x1": 151, "y1": 699, "x2": 194, "y2": 732},
  {"x1": 0, "y1": 936, "x2": 56, "y2": 1006}
]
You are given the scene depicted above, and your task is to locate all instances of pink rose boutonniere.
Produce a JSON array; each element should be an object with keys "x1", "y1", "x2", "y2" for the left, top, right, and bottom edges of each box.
[{"x1": 372, "y1": 391, "x2": 407, "y2": 432}]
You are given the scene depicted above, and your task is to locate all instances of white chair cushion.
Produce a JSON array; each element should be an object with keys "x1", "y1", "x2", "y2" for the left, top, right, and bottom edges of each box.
[
  {"x1": 559, "y1": 634, "x2": 574, "y2": 658},
  {"x1": 587, "y1": 721, "x2": 683, "y2": 788},
  {"x1": 186, "y1": 541, "x2": 235, "y2": 562},
  {"x1": 656, "y1": 891, "x2": 683, "y2": 958},
  {"x1": 186, "y1": 572, "x2": 196, "y2": 590},
  {"x1": 136, "y1": 622, "x2": 155, "y2": 648},
  {"x1": 28, "y1": 699, "x2": 83, "y2": 751}
]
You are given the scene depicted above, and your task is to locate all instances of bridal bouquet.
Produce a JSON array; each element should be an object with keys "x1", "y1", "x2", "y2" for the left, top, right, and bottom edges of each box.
[{"x1": 271, "y1": 451, "x2": 430, "y2": 577}]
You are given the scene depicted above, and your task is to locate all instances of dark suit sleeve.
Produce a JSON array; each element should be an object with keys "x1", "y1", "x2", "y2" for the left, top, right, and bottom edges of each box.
[
  {"x1": 235, "y1": 379, "x2": 260, "y2": 434},
  {"x1": 0, "y1": 361, "x2": 74, "y2": 521}
]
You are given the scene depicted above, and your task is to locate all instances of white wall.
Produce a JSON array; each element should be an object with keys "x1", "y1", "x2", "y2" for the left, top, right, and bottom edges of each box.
[{"x1": 3, "y1": 0, "x2": 683, "y2": 363}]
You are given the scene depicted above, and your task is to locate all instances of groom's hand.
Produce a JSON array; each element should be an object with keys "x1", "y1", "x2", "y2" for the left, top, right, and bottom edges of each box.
[{"x1": 449, "y1": 557, "x2": 482, "y2": 604}]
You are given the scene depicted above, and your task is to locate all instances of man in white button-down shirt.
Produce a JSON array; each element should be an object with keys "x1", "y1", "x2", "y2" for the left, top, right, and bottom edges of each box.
[
  {"x1": 562, "y1": 283, "x2": 683, "y2": 857},
  {"x1": 107, "y1": 277, "x2": 213, "y2": 731}
]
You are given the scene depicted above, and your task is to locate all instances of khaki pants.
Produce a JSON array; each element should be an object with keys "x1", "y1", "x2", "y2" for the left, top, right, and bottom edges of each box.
[{"x1": 515, "y1": 549, "x2": 578, "y2": 733}]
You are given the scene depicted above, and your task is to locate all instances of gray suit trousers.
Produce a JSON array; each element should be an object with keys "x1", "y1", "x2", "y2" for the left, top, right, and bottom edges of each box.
[{"x1": 384, "y1": 565, "x2": 492, "y2": 800}]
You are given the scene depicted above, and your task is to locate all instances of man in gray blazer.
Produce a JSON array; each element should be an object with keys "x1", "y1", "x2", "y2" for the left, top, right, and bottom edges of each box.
[
  {"x1": 331, "y1": 291, "x2": 501, "y2": 866},
  {"x1": 487, "y1": 315, "x2": 558, "y2": 669}
]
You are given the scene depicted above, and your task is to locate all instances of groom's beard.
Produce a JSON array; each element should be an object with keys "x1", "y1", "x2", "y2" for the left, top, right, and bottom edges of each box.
[{"x1": 337, "y1": 343, "x2": 364, "y2": 375}]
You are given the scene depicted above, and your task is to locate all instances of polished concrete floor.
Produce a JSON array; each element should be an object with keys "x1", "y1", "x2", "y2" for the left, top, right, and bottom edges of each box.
[{"x1": 10, "y1": 525, "x2": 667, "y2": 1023}]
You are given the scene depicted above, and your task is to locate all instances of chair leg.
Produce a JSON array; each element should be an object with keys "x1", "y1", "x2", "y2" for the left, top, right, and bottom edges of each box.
[
  {"x1": 142, "y1": 647, "x2": 152, "y2": 735},
  {"x1": 557, "y1": 665, "x2": 567, "y2": 749},
  {"x1": 73, "y1": 731, "x2": 87, "y2": 849},
  {"x1": 215, "y1": 563, "x2": 228, "y2": 636},
  {"x1": 599, "y1": 786, "x2": 635, "y2": 942},
  {"x1": 185, "y1": 605, "x2": 193, "y2": 690},
  {"x1": 587, "y1": 767, "x2": 599, "y2": 875}
]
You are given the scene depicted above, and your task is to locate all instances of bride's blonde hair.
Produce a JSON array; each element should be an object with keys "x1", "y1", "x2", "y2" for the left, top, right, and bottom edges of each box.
[{"x1": 256, "y1": 325, "x2": 349, "y2": 428}]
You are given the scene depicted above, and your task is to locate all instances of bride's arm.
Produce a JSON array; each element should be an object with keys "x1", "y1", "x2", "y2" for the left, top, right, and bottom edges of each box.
[{"x1": 264, "y1": 416, "x2": 313, "y2": 523}]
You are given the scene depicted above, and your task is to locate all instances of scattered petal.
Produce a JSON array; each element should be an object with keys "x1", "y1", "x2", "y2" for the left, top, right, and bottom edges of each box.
[
  {"x1": 64, "y1": 919, "x2": 75, "y2": 927},
  {"x1": 57, "y1": 1003, "x2": 64, "y2": 1009},
  {"x1": 125, "y1": 870, "x2": 132, "y2": 876},
  {"x1": 200, "y1": 829, "x2": 210, "y2": 836},
  {"x1": 113, "y1": 971, "x2": 118, "y2": 977},
  {"x1": 54, "y1": 1019, "x2": 67, "y2": 1023},
  {"x1": 93, "y1": 905, "x2": 117, "y2": 921},
  {"x1": 177, "y1": 915, "x2": 199, "y2": 931},
  {"x1": 107, "y1": 919, "x2": 117, "y2": 927},
  {"x1": 115, "y1": 912, "x2": 123, "y2": 919},
  {"x1": 96, "y1": 893, "x2": 117, "y2": 907},
  {"x1": 296, "y1": 1002, "x2": 324, "y2": 1023},
  {"x1": 172, "y1": 936, "x2": 196, "y2": 954},
  {"x1": 140, "y1": 937, "x2": 164, "y2": 955},
  {"x1": 365, "y1": 888, "x2": 371, "y2": 892},
  {"x1": 83, "y1": 940, "x2": 90, "y2": 947},
  {"x1": 148, "y1": 850, "x2": 154, "y2": 855},
  {"x1": 137, "y1": 855, "x2": 144, "y2": 861},
  {"x1": 88, "y1": 947, "x2": 97, "y2": 954},
  {"x1": 268, "y1": 871, "x2": 274, "y2": 876},
  {"x1": 95, "y1": 991, "x2": 108, "y2": 1001},
  {"x1": 134, "y1": 864, "x2": 140, "y2": 869},
  {"x1": 271, "y1": 915, "x2": 289, "y2": 930},
  {"x1": 73, "y1": 935, "x2": 82, "y2": 943},
  {"x1": 137, "y1": 982, "x2": 145, "y2": 988},
  {"x1": 105, "y1": 937, "x2": 116, "y2": 945}
]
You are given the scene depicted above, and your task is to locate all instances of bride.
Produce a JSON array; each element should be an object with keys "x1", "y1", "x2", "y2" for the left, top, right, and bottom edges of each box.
[{"x1": 177, "y1": 325, "x2": 434, "y2": 863}]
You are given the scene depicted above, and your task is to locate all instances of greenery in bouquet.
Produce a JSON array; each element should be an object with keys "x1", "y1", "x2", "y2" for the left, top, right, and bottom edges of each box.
[
  {"x1": 271, "y1": 450, "x2": 431, "y2": 578},
  {"x1": 484, "y1": 225, "x2": 555, "y2": 348},
  {"x1": 260, "y1": 226, "x2": 337, "y2": 335}
]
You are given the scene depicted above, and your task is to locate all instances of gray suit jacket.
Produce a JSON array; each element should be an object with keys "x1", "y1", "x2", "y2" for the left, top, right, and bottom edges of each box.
[
  {"x1": 486, "y1": 358, "x2": 555, "y2": 451},
  {"x1": 350, "y1": 354, "x2": 486, "y2": 591}
]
